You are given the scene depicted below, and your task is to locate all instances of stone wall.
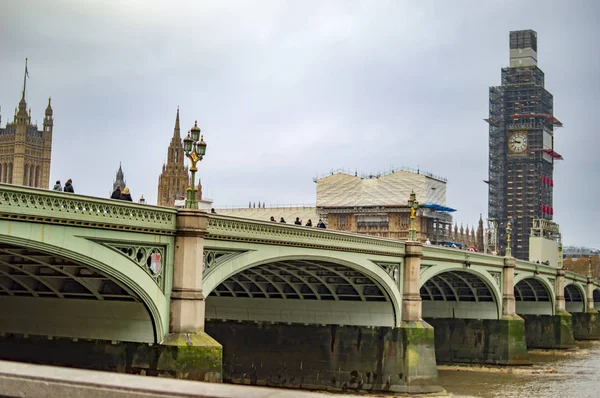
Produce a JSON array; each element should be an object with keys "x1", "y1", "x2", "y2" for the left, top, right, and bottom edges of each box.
[
  {"x1": 571, "y1": 312, "x2": 600, "y2": 340},
  {"x1": 205, "y1": 320, "x2": 442, "y2": 394},
  {"x1": 0, "y1": 332, "x2": 222, "y2": 382},
  {"x1": 520, "y1": 314, "x2": 576, "y2": 349},
  {"x1": 425, "y1": 317, "x2": 529, "y2": 365}
]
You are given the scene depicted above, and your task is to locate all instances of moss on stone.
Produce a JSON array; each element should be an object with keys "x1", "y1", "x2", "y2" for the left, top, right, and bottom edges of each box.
[
  {"x1": 398, "y1": 321, "x2": 440, "y2": 389},
  {"x1": 505, "y1": 317, "x2": 530, "y2": 365},
  {"x1": 159, "y1": 332, "x2": 223, "y2": 381}
]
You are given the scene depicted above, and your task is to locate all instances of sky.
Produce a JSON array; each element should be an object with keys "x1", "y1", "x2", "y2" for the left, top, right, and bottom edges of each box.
[{"x1": 1, "y1": 0, "x2": 599, "y2": 248}]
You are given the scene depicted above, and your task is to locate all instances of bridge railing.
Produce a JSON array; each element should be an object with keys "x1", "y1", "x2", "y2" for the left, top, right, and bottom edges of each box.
[
  {"x1": 423, "y1": 244, "x2": 506, "y2": 268},
  {"x1": 0, "y1": 184, "x2": 177, "y2": 235},
  {"x1": 206, "y1": 214, "x2": 405, "y2": 256}
]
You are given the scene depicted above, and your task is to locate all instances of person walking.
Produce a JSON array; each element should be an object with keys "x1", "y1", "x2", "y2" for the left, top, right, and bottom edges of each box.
[
  {"x1": 119, "y1": 187, "x2": 133, "y2": 201},
  {"x1": 294, "y1": 217, "x2": 302, "y2": 225},
  {"x1": 270, "y1": 216, "x2": 276, "y2": 222},
  {"x1": 63, "y1": 179, "x2": 74, "y2": 193},
  {"x1": 305, "y1": 219, "x2": 313, "y2": 227},
  {"x1": 111, "y1": 185, "x2": 121, "y2": 199},
  {"x1": 279, "y1": 217, "x2": 286, "y2": 223},
  {"x1": 53, "y1": 180, "x2": 62, "y2": 192},
  {"x1": 317, "y1": 219, "x2": 326, "y2": 228}
]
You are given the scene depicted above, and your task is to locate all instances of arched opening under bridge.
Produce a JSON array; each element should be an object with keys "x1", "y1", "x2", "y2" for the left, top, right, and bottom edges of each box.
[
  {"x1": 205, "y1": 259, "x2": 396, "y2": 327},
  {"x1": 514, "y1": 278, "x2": 553, "y2": 315},
  {"x1": 594, "y1": 289, "x2": 600, "y2": 311},
  {"x1": 565, "y1": 284, "x2": 585, "y2": 313},
  {"x1": 0, "y1": 242, "x2": 155, "y2": 343},
  {"x1": 420, "y1": 270, "x2": 498, "y2": 319}
]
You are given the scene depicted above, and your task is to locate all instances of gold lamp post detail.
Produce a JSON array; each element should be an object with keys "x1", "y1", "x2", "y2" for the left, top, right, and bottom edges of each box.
[
  {"x1": 505, "y1": 219, "x2": 513, "y2": 258},
  {"x1": 408, "y1": 191, "x2": 419, "y2": 242},
  {"x1": 182, "y1": 121, "x2": 207, "y2": 209}
]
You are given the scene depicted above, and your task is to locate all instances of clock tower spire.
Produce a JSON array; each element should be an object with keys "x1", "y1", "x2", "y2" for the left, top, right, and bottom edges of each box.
[{"x1": 487, "y1": 30, "x2": 563, "y2": 260}]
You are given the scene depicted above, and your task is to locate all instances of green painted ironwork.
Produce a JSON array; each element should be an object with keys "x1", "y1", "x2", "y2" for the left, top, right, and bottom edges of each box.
[{"x1": 0, "y1": 184, "x2": 177, "y2": 235}]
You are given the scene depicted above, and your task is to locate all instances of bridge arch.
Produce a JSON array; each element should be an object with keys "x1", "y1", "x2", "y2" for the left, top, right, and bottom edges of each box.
[
  {"x1": 513, "y1": 275, "x2": 554, "y2": 316},
  {"x1": 0, "y1": 232, "x2": 168, "y2": 344},
  {"x1": 419, "y1": 266, "x2": 501, "y2": 320},
  {"x1": 202, "y1": 247, "x2": 402, "y2": 327},
  {"x1": 564, "y1": 282, "x2": 586, "y2": 313}
]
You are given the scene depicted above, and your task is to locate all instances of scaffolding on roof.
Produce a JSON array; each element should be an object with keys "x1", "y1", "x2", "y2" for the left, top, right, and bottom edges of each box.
[{"x1": 313, "y1": 166, "x2": 447, "y2": 184}]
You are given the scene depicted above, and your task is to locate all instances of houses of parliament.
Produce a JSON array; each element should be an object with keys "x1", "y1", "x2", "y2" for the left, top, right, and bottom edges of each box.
[
  {"x1": 0, "y1": 64, "x2": 53, "y2": 189},
  {"x1": 156, "y1": 107, "x2": 202, "y2": 207}
]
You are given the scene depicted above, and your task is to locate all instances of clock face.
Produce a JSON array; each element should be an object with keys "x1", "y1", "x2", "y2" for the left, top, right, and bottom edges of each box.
[{"x1": 509, "y1": 131, "x2": 528, "y2": 153}]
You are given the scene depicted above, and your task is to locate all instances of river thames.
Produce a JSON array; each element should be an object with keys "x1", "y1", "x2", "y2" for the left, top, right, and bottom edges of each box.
[{"x1": 438, "y1": 341, "x2": 600, "y2": 398}]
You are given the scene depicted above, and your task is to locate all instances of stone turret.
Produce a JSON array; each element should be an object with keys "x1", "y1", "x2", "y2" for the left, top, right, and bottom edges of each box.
[
  {"x1": 476, "y1": 215, "x2": 484, "y2": 252},
  {"x1": 113, "y1": 163, "x2": 126, "y2": 192},
  {"x1": 43, "y1": 98, "x2": 53, "y2": 132}
]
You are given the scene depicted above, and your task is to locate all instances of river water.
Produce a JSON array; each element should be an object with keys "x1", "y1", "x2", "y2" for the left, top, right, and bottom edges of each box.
[{"x1": 438, "y1": 341, "x2": 600, "y2": 398}]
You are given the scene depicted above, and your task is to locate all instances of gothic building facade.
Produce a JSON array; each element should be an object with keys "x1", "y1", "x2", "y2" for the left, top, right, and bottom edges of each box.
[
  {"x1": 157, "y1": 108, "x2": 201, "y2": 207},
  {"x1": 0, "y1": 87, "x2": 53, "y2": 188}
]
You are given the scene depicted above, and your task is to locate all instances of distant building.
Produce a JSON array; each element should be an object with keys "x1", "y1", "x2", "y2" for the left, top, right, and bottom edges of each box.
[
  {"x1": 157, "y1": 108, "x2": 201, "y2": 207},
  {"x1": 0, "y1": 64, "x2": 53, "y2": 188},
  {"x1": 315, "y1": 169, "x2": 458, "y2": 244},
  {"x1": 563, "y1": 246, "x2": 600, "y2": 259},
  {"x1": 214, "y1": 168, "x2": 481, "y2": 248}
]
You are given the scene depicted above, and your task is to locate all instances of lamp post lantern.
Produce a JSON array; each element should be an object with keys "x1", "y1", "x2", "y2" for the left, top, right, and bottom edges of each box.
[{"x1": 182, "y1": 121, "x2": 207, "y2": 209}]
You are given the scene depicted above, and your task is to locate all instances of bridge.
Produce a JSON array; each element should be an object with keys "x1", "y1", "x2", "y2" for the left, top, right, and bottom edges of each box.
[{"x1": 0, "y1": 184, "x2": 599, "y2": 394}]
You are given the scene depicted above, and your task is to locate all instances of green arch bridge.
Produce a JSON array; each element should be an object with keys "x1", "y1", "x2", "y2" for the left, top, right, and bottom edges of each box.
[{"x1": 0, "y1": 184, "x2": 598, "y2": 394}]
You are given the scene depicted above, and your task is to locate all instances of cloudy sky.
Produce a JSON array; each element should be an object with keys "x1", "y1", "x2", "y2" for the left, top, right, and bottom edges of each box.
[{"x1": 1, "y1": 0, "x2": 599, "y2": 247}]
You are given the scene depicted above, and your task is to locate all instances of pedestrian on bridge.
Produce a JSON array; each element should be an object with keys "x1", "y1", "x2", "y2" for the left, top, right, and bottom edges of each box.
[
  {"x1": 305, "y1": 219, "x2": 313, "y2": 227},
  {"x1": 294, "y1": 217, "x2": 302, "y2": 225},
  {"x1": 111, "y1": 185, "x2": 121, "y2": 199},
  {"x1": 63, "y1": 179, "x2": 74, "y2": 193},
  {"x1": 279, "y1": 217, "x2": 286, "y2": 223},
  {"x1": 119, "y1": 187, "x2": 132, "y2": 201},
  {"x1": 317, "y1": 219, "x2": 326, "y2": 228},
  {"x1": 270, "y1": 216, "x2": 276, "y2": 222},
  {"x1": 53, "y1": 180, "x2": 62, "y2": 192}
]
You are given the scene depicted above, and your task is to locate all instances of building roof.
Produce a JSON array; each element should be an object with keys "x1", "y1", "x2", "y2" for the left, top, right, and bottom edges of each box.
[{"x1": 315, "y1": 170, "x2": 447, "y2": 208}]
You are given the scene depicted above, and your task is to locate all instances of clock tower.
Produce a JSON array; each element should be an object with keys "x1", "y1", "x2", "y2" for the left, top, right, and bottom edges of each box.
[{"x1": 487, "y1": 30, "x2": 563, "y2": 260}]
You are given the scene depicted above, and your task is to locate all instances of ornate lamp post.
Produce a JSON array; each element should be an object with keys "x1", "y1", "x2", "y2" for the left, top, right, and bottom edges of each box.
[
  {"x1": 182, "y1": 121, "x2": 207, "y2": 209},
  {"x1": 505, "y1": 219, "x2": 513, "y2": 258},
  {"x1": 408, "y1": 191, "x2": 419, "y2": 242}
]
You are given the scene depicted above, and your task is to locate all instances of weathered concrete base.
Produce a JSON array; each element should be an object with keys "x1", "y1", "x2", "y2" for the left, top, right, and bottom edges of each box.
[
  {"x1": 0, "y1": 332, "x2": 222, "y2": 382},
  {"x1": 520, "y1": 313, "x2": 576, "y2": 349},
  {"x1": 0, "y1": 359, "x2": 363, "y2": 398},
  {"x1": 425, "y1": 316, "x2": 530, "y2": 365},
  {"x1": 205, "y1": 320, "x2": 443, "y2": 394},
  {"x1": 571, "y1": 311, "x2": 600, "y2": 340}
]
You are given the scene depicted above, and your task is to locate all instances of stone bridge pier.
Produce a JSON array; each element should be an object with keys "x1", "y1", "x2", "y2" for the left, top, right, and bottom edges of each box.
[
  {"x1": 518, "y1": 268, "x2": 576, "y2": 350},
  {"x1": 571, "y1": 276, "x2": 600, "y2": 340},
  {"x1": 422, "y1": 256, "x2": 529, "y2": 365},
  {"x1": 161, "y1": 209, "x2": 223, "y2": 382}
]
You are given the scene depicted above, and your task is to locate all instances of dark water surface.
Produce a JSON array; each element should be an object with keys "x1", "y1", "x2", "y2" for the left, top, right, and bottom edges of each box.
[{"x1": 438, "y1": 341, "x2": 600, "y2": 398}]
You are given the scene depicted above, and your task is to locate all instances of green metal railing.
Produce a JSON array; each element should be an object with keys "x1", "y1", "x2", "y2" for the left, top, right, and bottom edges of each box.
[{"x1": 0, "y1": 184, "x2": 177, "y2": 235}]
